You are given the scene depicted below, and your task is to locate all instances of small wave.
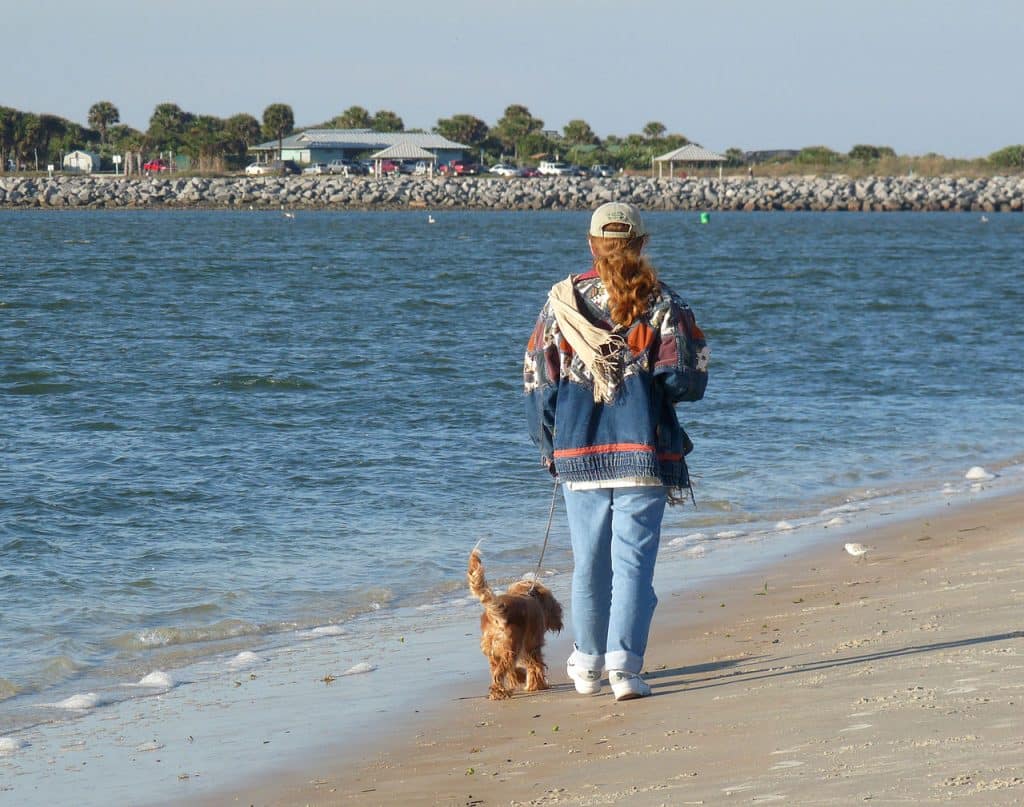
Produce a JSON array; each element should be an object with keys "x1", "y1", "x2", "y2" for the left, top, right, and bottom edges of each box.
[
  {"x1": 1, "y1": 369, "x2": 56, "y2": 383},
  {"x1": 668, "y1": 531, "x2": 708, "y2": 548},
  {"x1": 113, "y1": 619, "x2": 259, "y2": 650},
  {"x1": 824, "y1": 517, "x2": 846, "y2": 527},
  {"x1": 819, "y1": 502, "x2": 866, "y2": 516},
  {"x1": 73, "y1": 420, "x2": 123, "y2": 431},
  {"x1": 297, "y1": 625, "x2": 346, "y2": 640},
  {"x1": 3, "y1": 382, "x2": 75, "y2": 395},
  {"x1": 41, "y1": 655, "x2": 86, "y2": 681},
  {"x1": 0, "y1": 678, "x2": 21, "y2": 701},
  {"x1": 964, "y1": 465, "x2": 994, "y2": 481},
  {"x1": 212, "y1": 374, "x2": 320, "y2": 392},
  {"x1": 135, "y1": 739, "x2": 164, "y2": 752},
  {"x1": 49, "y1": 692, "x2": 104, "y2": 710},
  {"x1": 774, "y1": 521, "x2": 795, "y2": 531},
  {"x1": 0, "y1": 537, "x2": 60, "y2": 557},
  {"x1": 714, "y1": 530, "x2": 747, "y2": 539},
  {"x1": 40, "y1": 298, "x2": 81, "y2": 310}
]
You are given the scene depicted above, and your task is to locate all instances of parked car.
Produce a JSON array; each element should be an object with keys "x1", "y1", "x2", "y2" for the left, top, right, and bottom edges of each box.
[
  {"x1": 590, "y1": 164, "x2": 615, "y2": 177},
  {"x1": 302, "y1": 163, "x2": 328, "y2": 175},
  {"x1": 537, "y1": 160, "x2": 573, "y2": 176},
  {"x1": 489, "y1": 163, "x2": 520, "y2": 177},
  {"x1": 327, "y1": 159, "x2": 366, "y2": 176},
  {"x1": 143, "y1": 158, "x2": 170, "y2": 172},
  {"x1": 368, "y1": 160, "x2": 400, "y2": 175},
  {"x1": 441, "y1": 160, "x2": 479, "y2": 176},
  {"x1": 246, "y1": 160, "x2": 299, "y2": 176},
  {"x1": 412, "y1": 161, "x2": 432, "y2": 175},
  {"x1": 519, "y1": 165, "x2": 540, "y2": 178}
]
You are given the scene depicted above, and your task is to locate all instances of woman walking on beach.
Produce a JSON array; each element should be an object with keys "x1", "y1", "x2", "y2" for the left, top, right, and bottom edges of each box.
[{"x1": 524, "y1": 202, "x2": 709, "y2": 700}]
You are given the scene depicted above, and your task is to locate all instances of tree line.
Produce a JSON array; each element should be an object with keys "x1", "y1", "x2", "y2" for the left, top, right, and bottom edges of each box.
[{"x1": 1, "y1": 100, "x2": 1021, "y2": 173}]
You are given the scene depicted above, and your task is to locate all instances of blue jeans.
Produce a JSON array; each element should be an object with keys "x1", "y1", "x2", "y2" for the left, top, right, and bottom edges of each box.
[{"x1": 562, "y1": 486, "x2": 667, "y2": 675}]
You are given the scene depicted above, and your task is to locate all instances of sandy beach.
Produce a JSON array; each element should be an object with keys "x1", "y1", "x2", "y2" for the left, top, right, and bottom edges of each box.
[{"x1": 214, "y1": 488, "x2": 1024, "y2": 806}]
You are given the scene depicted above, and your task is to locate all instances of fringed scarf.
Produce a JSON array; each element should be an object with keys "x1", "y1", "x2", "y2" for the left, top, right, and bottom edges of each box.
[{"x1": 548, "y1": 277, "x2": 626, "y2": 404}]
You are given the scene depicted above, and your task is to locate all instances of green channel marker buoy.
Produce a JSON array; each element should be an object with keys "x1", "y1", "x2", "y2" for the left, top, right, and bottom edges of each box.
[{"x1": 699, "y1": 212, "x2": 710, "y2": 224}]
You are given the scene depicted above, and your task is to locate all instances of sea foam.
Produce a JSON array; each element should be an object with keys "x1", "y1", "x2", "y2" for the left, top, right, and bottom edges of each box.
[
  {"x1": 135, "y1": 670, "x2": 178, "y2": 689},
  {"x1": 341, "y1": 662, "x2": 377, "y2": 676},
  {"x1": 227, "y1": 651, "x2": 264, "y2": 670},
  {"x1": 297, "y1": 625, "x2": 347, "y2": 640},
  {"x1": 50, "y1": 692, "x2": 103, "y2": 710},
  {"x1": 0, "y1": 736, "x2": 28, "y2": 754}
]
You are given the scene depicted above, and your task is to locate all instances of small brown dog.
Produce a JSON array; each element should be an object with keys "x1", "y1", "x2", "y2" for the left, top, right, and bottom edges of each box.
[{"x1": 467, "y1": 548, "x2": 563, "y2": 700}]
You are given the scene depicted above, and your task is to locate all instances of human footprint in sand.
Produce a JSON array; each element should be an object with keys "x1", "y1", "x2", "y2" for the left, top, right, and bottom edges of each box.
[{"x1": 524, "y1": 202, "x2": 709, "y2": 701}]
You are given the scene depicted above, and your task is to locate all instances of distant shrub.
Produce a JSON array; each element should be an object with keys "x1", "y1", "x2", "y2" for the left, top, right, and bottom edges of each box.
[
  {"x1": 795, "y1": 146, "x2": 842, "y2": 165},
  {"x1": 849, "y1": 144, "x2": 896, "y2": 161},
  {"x1": 988, "y1": 145, "x2": 1024, "y2": 168}
]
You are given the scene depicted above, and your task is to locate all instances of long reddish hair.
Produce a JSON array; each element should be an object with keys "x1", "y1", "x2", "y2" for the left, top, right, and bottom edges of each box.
[{"x1": 589, "y1": 224, "x2": 659, "y2": 327}]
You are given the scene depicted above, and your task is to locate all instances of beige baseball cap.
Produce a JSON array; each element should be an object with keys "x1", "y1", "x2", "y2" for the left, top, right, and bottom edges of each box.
[{"x1": 589, "y1": 202, "x2": 647, "y2": 239}]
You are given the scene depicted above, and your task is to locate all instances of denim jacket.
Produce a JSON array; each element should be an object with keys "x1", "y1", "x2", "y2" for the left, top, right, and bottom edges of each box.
[{"x1": 524, "y1": 270, "x2": 708, "y2": 491}]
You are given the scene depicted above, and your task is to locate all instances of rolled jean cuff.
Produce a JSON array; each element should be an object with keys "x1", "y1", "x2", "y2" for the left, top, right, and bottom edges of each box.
[
  {"x1": 605, "y1": 649, "x2": 643, "y2": 675},
  {"x1": 571, "y1": 645, "x2": 605, "y2": 673}
]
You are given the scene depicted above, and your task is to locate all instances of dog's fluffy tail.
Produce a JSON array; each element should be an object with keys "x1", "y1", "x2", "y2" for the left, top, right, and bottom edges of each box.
[{"x1": 468, "y1": 548, "x2": 503, "y2": 622}]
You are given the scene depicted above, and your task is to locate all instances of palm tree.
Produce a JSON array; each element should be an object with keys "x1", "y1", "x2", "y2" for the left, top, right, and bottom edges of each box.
[
  {"x1": 435, "y1": 114, "x2": 489, "y2": 148},
  {"x1": 88, "y1": 101, "x2": 120, "y2": 144},
  {"x1": 147, "y1": 103, "x2": 191, "y2": 153},
  {"x1": 0, "y1": 107, "x2": 17, "y2": 170},
  {"x1": 494, "y1": 104, "x2": 543, "y2": 160},
  {"x1": 14, "y1": 113, "x2": 43, "y2": 169},
  {"x1": 333, "y1": 105, "x2": 371, "y2": 129},
  {"x1": 642, "y1": 121, "x2": 667, "y2": 140},
  {"x1": 261, "y1": 103, "x2": 294, "y2": 168},
  {"x1": 185, "y1": 116, "x2": 232, "y2": 172},
  {"x1": 371, "y1": 109, "x2": 404, "y2": 132},
  {"x1": 38, "y1": 114, "x2": 68, "y2": 164},
  {"x1": 563, "y1": 119, "x2": 599, "y2": 146}
]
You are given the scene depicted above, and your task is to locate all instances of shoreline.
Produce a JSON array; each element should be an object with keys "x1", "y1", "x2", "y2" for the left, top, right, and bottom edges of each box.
[
  {"x1": 1, "y1": 470, "x2": 1021, "y2": 805},
  {"x1": 1, "y1": 174, "x2": 1022, "y2": 212},
  {"x1": 212, "y1": 484, "x2": 1024, "y2": 806}
]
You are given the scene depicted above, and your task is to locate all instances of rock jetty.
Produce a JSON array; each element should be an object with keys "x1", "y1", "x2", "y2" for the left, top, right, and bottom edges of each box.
[{"x1": 1, "y1": 174, "x2": 1022, "y2": 212}]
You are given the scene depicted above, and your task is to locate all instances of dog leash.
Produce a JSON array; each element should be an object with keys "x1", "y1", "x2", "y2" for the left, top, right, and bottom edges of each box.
[{"x1": 530, "y1": 478, "x2": 560, "y2": 589}]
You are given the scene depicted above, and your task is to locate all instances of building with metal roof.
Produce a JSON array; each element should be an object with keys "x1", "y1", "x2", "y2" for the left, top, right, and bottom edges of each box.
[
  {"x1": 653, "y1": 144, "x2": 726, "y2": 178},
  {"x1": 369, "y1": 143, "x2": 438, "y2": 176},
  {"x1": 251, "y1": 129, "x2": 469, "y2": 167}
]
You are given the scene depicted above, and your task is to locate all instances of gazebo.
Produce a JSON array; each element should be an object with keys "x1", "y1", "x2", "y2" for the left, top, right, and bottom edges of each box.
[
  {"x1": 368, "y1": 143, "x2": 437, "y2": 176},
  {"x1": 653, "y1": 144, "x2": 726, "y2": 179}
]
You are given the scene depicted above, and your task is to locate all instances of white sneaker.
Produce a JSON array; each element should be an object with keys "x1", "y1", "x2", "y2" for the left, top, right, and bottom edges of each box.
[
  {"x1": 609, "y1": 670, "x2": 651, "y2": 701},
  {"x1": 566, "y1": 658, "x2": 602, "y2": 695}
]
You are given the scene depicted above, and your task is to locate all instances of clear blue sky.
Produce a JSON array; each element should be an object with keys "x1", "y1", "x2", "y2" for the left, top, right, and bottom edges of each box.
[{"x1": 7, "y1": 0, "x2": 1021, "y2": 158}]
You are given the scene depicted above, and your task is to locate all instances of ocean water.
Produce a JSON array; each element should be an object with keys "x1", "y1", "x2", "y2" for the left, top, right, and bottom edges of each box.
[{"x1": 2, "y1": 209, "x2": 1023, "y2": 734}]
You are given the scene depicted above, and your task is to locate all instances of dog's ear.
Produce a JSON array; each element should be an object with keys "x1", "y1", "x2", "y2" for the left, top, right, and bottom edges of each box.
[{"x1": 537, "y1": 588, "x2": 563, "y2": 633}]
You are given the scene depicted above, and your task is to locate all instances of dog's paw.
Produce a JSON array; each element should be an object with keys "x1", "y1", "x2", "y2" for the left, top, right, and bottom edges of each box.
[{"x1": 488, "y1": 686, "x2": 512, "y2": 700}]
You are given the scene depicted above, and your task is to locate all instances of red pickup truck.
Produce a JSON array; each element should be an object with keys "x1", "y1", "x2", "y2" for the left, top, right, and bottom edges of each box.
[{"x1": 440, "y1": 160, "x2": 480, "y2": 176}]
